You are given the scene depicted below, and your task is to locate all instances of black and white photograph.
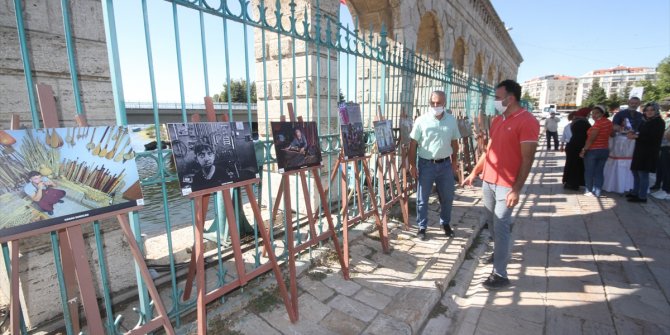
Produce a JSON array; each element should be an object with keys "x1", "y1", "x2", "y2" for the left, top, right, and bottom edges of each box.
[
  {"x1": 166, "y1": 122, "x2": 259, "y2": 195},
  {"x1": 0, "y1": 127, "x2": 143, "y2": 241},
  {"x1": 339, "y1": 102, "x2": 366, "y2": 159},
  {"x1": 374, "y1": 120, "x2": 395, "y2": 154},
  {"x1": 270, "y1": 121, "x2": 322, "y2": 173}
]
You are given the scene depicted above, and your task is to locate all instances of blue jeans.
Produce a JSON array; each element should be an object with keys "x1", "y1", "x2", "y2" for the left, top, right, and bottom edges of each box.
[
  {"x1": 482, "y1": 182, "x2": 515, "y2": 278},
  {"x1": 584, "y1": 149, "x2": 609, "y2": 196},
  {"x1": 416, "y1": 158, "x2": 455, "y2": 230},
  {"x1": 632, "y1": 170, "x2": 650, "y2": 199}
]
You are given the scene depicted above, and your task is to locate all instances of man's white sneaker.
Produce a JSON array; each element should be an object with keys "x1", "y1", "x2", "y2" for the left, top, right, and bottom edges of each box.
[
  {"x1": 651, "y1": 190, "x2": 670, "y2": 200},
  {"x1": 583, "y1": 191, "x2": 594, "y2": 197}
]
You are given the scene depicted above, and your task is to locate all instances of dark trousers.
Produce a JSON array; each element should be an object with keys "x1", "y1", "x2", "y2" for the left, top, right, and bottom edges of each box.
[
  {"x1": 654, "y1": 147, "x2": 670, "y2": 192},
  {"x1": 546, "y1": 131, "x2": 559, "y2": 150}
]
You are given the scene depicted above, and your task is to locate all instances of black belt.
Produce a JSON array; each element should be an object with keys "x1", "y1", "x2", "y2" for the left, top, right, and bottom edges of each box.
[{"x1": 422, "y1": 157, "x2": 450, "y2": 163}]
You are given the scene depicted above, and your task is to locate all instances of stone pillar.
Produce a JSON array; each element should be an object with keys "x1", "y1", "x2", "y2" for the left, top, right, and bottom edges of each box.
[{"x1": 251, "y1": 0, "x2": 340, "y2": 214}]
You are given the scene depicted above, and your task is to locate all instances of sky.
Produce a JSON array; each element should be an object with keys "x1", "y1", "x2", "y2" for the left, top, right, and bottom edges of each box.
[
  {"x1": 113, "y1": 1, "x2": 669, "y2": 103},
  {"x1": 490, "y1": 0, "x2": 670, "y2": 83}
]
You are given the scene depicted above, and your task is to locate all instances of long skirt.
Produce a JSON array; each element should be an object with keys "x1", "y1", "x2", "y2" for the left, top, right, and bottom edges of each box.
[{"x1": 563, "y1": 144, "x2": 585, "y2": 187}]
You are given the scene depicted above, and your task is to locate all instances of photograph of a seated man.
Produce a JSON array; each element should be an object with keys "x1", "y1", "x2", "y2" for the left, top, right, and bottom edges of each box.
[
  {"x1": 190, "y1": 142, "x2": 228, "y2": 192},
  {"x1": 287, "y1": 128, "x2": 308, "y2": 154},
  {"x1": 24, "y1": 171, "x2": 66, "y2": 216}
]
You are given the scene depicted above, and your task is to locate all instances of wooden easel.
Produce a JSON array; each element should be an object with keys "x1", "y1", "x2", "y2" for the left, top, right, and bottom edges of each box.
[
  {"x1": 5, "y1": 83, "x2": 174, "y2": 334},
  {"x1": 373, "y1": 113, "x2": 410, "y2": 245},
  {"x1": 267, "y1": 103, "x2": 349, "y2": 321},
  {"x1": 315, "y1": 107, "x2": 386, "y2": 266},
  {"x1": 179, "y1": 98, "x2": 296, "y2": 334}
]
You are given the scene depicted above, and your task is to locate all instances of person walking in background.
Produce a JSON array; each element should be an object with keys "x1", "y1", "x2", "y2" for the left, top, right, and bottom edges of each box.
[
  {"x1": 545, "y1": 111, "x2": 560, "y2": 150},
  {"x1": 627, "y1": 102, "x2": 666, "y2": 203},
  {"x1": 462, "y1": 80, "x2": 539, "y2": 290},
  {"x1": 559, "y1": 111, "x2": 575, "y2": 152},
  {"x1": 650, "y1": 112, "x2": 670, "y2": 199},
  {"x1": 562, "y1": 108, "x2": 591, "y2": 190},
  {"x1": 409, "y1": 90, "x2": 461, "y2": 241},
  {"x1": 580, "y1": 105, "x2": 613, "y2": 197},
  {"x1": 613, "y1": 96, "x2": 642, "y2": 133}
]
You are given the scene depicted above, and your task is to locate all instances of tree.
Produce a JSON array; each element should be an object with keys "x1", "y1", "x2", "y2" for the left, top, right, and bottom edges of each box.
[
  {"x1": 214, "y1": 79, "x2": 257, "y2": 103},
  {"x1": 521, "y1": 91, "x2": 538, "y2": 108},
  {"x1": 581, "y1": 80, "x2": 607, "y2": 107},
  {"x1": 339, "y1": 89, "x2": 345, "y2": 103},
  {"x1": 606, "y1": 92, "x2": 622, "y2": 110}
]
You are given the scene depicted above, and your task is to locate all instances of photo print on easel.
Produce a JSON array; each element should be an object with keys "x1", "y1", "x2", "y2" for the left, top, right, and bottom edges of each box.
[
  {"x1": 166, "y1": 122, "x2": 259, "y2": 195},
  {"x1": 339, "y1": 102, "x2": 366, "y2": 159},
  {"x1": 374, "y1": 120, "x2": 395, "y2": 154},
  {"x1": 270, "y1": 121, "x2": 322, "y2": 173},
  {"x1": 0, "y1": 127, "x2": 143, "y2": 241}
]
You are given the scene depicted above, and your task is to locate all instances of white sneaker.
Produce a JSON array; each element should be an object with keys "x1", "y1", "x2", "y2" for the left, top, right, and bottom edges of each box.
[
  {"x1": 583, "y1": 191, "x2": 594, "y2": 197},
  {"x1": 651, "y1": 190, "x2": 670, "y2": 200}
]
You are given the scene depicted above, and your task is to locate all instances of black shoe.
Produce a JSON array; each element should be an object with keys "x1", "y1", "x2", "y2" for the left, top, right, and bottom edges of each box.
[
  {"x1": 482, "y1": 253, "x2": 494, "y2": 264},
  {"x1": 57, "y1": 200, "x2": 64, "y2": 203},
  {"x1": 483, "y1": 273, "x2": 510, "y2": 290},
  {"x1": 417, "y1": 229, "x2": 427, "y2": 241},
  {"x1": 625, "y1": 193, "x2": 636, "y2": 198},
  {"x1": 47, "y1": 211, "x2": 54, "y2": 215},
  {"x1": 628, "y1": 197, "x2": 647, "y2": 203},
  {"x1": 442, "y1": 225, "x2": 455, "y2": 238},
  {"x1": 650, "y1": 185, "x2": 661, "y2": 192},
  {"x1": 483, "y1": 223, "x2": 489, "y2": 229}
]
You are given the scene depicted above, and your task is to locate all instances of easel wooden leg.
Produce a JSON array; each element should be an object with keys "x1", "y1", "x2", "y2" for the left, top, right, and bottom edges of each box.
[
  {"x1": 282, "y1": 175, "x2": 299, "y2": 320},
  {"x1": 65, "y1": 225, "x2": 105, "y2": 335},
  {"x1": 360, "y1": 159, "x2": 388, "y2": 253},
  {"x1": 193, "y1": 194, "x2": 210, "y2": 335},
  {"x1": 221, "y1": 191, "x2": 249, "y2": 287},
  {"x1": 313, "y1": 171, "x2": 349, "y2": 279},
  {"x1": 183, "y1": 195, "x2": 210, "y2": 301},
  {"x1": 117, "y1": 215, "x2": 176, "y2": 335},
  {"x1": 298, "y1": 171, "x2": 318, "y2": 239},
  {"x1": 10, "y1": 240, "x2": 20, "y2": 335},
  {"x1": 57, "y1": 230, "x2": 81, "y2": 333},
  {"x1": 340, "y1": 162, "x2": 350, "y2": 271},
  {"x1": 244, "y1": 184, "x2": 297, "y2": 322},
  {"x1": 391, "y1": 158, "x2": 410, "y2": 230}
]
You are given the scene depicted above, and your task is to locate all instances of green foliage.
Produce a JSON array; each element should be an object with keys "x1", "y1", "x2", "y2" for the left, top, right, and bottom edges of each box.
[
  {"x1": 339, "y1": 89, "x2": 345, "y2": 103},
  {"x1": 581, "y1": 80, "x2": 607, "y2": 107},
  {"x1": 214, "y1": 79, "x2": 257, "y2": 103},
  {"x1": 606, "y1": 92, "x2": 622, "y2": 110},
  {"x1": 521, "y1": 91, "x2": 538, "y2": 108}
]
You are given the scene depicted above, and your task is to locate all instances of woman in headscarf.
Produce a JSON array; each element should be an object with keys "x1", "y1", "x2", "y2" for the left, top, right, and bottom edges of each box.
[
  {"x1": 580, "y1": 105, "x2": 613, "y2": 197},
  {"x1": 562, "y1": 108, "x2": 591, "y2": 190},
  {"x1": 627, "y1": 102, "x2": 666, "y2": 203}
]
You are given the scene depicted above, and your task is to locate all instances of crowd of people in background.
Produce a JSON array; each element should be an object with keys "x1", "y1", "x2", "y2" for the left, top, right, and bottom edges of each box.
[{"x1": 557, "y1": 97, "x2": 670, "y2": 201}]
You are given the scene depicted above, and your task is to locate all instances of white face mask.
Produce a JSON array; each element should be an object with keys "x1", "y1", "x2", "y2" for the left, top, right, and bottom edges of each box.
[
  {"x1": 494, "y1": 96, "x2": 508, "y2": 113},
  {"x1": 431, "y1": 106, "x2": 444, "y2": 116}
]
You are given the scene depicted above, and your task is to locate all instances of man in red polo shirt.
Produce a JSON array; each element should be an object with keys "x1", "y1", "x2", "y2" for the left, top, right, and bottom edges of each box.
[{"x1": 462, "y1": 80, "x2": 540, "y2": 289}]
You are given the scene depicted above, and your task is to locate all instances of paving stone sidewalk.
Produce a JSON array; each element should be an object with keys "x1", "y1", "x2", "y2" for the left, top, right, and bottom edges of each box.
[
  {"x1": 194, "y1": 175, "x2": 488, "y2": 334},
  {"x1": 430, "y1": 145, "x2": 670, "y2": 335}
]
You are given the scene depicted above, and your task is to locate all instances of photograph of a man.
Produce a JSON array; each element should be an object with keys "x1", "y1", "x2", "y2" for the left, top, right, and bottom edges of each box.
[
  {"x1": 190, "y1": 142, "x2": 227, "y2": 192},
  {"x1": 271, "y1": 122, "x2": 322, "y2": 172},
  {"x1": 24, "y1": 171, "x2": 66, "y2": 216}
]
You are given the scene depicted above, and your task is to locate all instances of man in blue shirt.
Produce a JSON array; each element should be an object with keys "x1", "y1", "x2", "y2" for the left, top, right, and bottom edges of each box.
[{"x1": 613, "y1": 96, "x2": 642, "y2": 132}]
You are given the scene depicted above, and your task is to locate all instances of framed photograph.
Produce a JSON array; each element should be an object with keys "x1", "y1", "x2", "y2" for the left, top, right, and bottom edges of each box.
[
  {"x1": 166, "y1": 122, "x2": 259, "y2": 195},
  {"x1": 339, "y1": 103, "x2": 366, "y2": 159},
  {"x1": 0, "y1": 127, "x2": 143, "y2": 242},
  {"x1": 374, "y1": 120, "x2": 396, "y2": 154},
  {"x1": 270, "y1": 121, "x2": 322, "y2": 173}
]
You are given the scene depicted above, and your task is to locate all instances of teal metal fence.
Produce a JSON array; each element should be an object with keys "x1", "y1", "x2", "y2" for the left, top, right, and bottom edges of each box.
[{"x1": 3, "y1": 0, "x2": 497, "y2": 333}]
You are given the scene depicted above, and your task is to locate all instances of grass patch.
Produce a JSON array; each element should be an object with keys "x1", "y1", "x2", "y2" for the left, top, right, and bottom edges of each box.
[
  {"x1": 206, "y1": 315, "x2": 242, "y2": 335},
  {"x1": 465, "y1": 235, "x2": 486, "y2": 260},
  {"x1": 429, "y1": 303, "x2": 449, "y2": 318},
  {"x1": 247, "y1": 289, "x2": 282, "y2": 315},
  {"x1": 307, "y1": 270, "x2": 328, "y2": 281}
]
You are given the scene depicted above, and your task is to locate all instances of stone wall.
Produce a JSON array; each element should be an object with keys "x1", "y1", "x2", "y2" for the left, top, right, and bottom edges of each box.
[
  {"x1": 0, "y1": 0, "x2": 116, "y2": 128},
  {"x1": 0, "y1": 0, "x2": 137, "y2": 329}
]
